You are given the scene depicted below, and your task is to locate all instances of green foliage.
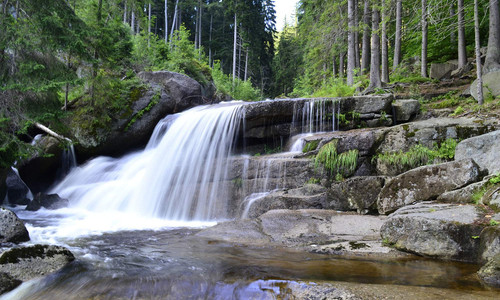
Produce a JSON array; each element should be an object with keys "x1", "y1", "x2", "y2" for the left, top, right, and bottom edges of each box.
[
  {"x1": 306, "y1": 178, "x2": 320, "y2": 184},
  {"x1": 302, "y1": 140, "x2": 319, "y2": 153},
  {"x1": 212, "y1": 61, "x2": 261, "y2": 101},
  {"x1": 314, "y1": 140, "x2": 359, "y2": 178},
  {"x1": 373, "y1": 138, "x2": 458, "y2": 170},
  {"x1": 430, "y1": 92, "x2": 461, "y2": 109},
  {"x1": 489, "y1": 174, "x2": 500, "y2": 185},
  {"x1": 490, "y1": 219, "x2": 499, "y2": 226}
]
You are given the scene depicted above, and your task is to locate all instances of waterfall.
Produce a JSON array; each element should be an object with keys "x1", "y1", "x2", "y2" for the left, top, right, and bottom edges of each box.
[{"x1": 51, "y1": 102, "x2": 246, "y2": 221}]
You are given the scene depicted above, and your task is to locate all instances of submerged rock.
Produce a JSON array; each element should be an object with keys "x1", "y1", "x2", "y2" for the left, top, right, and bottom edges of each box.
[
  {"x1": 478, "y1": 253, "x2": 500, "y2": 288},
  {"x1": 455, "y1": 130, "x2": 500, "y2": 175},
  {"x1": 377, "y1": 159, "x2": 480, "y2": 214},
  {"x1": 380, "y1": 203, "x2": 483, "y2": 261},
  {"x1": 0, "y1": 272, "x2": 21, "y2": 295},
  {"x1": 0, "y1": 208, "x2": 30, "y2": 245},
  {"x1": 0, "y1": 245, "x2": 75, "y2": 282},
  {"x1": 26, "y1": 193, "x2": 69, "y2": 211}
]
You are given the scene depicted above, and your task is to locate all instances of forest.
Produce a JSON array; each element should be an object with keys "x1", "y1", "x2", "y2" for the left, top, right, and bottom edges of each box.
[{"x1": 1, "y1": 0, "x2": 500, "y2": 168}]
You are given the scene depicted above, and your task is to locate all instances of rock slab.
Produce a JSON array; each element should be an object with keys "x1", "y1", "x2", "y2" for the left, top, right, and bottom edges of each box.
[
  {"x1": 380, "y1": 203, "x2": 483, "y2": 261},
  {"x1": 377, "y1": 159, "x2": 480, "y2": 214},
  {"x1": 455, "y1": 129, "x2": 500, "y2": 175}
]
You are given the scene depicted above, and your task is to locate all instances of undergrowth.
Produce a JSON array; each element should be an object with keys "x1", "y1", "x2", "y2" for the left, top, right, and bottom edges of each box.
[{"x1": 314, "y1": 140, "x2": 359, "y2": 179}]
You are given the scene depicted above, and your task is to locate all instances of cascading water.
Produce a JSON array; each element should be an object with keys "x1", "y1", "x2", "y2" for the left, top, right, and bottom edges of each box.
[{"x1": 51, "y1": 102, "x2": 246, "y2": 221}]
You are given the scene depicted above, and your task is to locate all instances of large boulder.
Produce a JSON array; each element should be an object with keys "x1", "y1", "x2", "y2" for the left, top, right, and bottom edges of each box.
[
  {"x1": 377, "y1": 159, "x2": 480, "y2": 214},
  {"x1": 0, "y1": 245, "x2": 74, "y2": 282},
  {"x1": 5, "y1": 168, "x2": 30, "y2": 205},
  {"x1": 26, "y1": 193, "x2": 69, "y2": 211},
  {"x1": 478, "y1": 253, "x2": 500, "y2": 288},
  {"x1": 328, "y1": 176, "x2": 386, "y2": 214},
  {"x1": 72, "y1": 71, "x2": 210, "y2": 158},
  {"x1": 380, "y1": 203, "x2": 483, "y2": 261},
  {"x1": 455, "y1": 130, "x2": 500, "y2": 175},
  {"x1": 392, "y1": 99, "x2": 420, "y2": 122},
  {"x1": 0, "y1": 208, "x2": 30, "y2": 244},
  {"x1": 437, "y1": 178, "x2": 490, "y2": 204},
  {"x1": 471, "y1": 70, "x2": 500, "y2": 102},
  {"x1": 429, "y1": 61, "x2": 458, "y2": 80},
  {"x1": 479, "y1": 226, "x2": 500, "y2": 262}
]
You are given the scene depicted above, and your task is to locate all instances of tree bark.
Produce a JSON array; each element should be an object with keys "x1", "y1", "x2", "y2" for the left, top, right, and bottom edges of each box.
[
  {"x1": 244, "y1": 49, "x2": 249, "y2": 81},
  {"x1": 233, "y1": 13, "x2": 238, "y2": 82},
  {"x1": 169, "y1": 0, "x2": 179, "y2": 43},
  {"x1": 458, "y1": 0, "x2": 467, "y2": 68},
  {"x1": 368, "y1": 3, "x2": 381, "y2": 90},
  {"x1": 393, "y1": 0, "x2": 402, "y2": 70},
  {"x1": 347, "y1": 0, "x2": 355, "y2": 85},
  {"x1": 361, "y1": 0, "x2": 370, "y2": 75},
  {"x1": 475, "y1": 0, "x2": 484, "y2": 104},
  {"x1": 381, "y1": 2, "x2": 389, "y2": 83},
  {"x1": 165, "y1": 0, "x2": 168, "y2": 42},
  {"x1": 354, "y1": 0, "x2": 360, "y2": 70},
  {"x1": 484, "y1": 0, "x2": 500, "y2": 73},
  {"x1": 450, "y1": 3, "x2": 456, "y2": 43},
  {"x1": 421, "y1": 0, "x2": 428, "y2": 78},
  {"x1": 123, "y1": 0, "x2": 127, "y2": 24},
  {"x1": 131, "y1": 5, "x2": 135, "y2": 33}
]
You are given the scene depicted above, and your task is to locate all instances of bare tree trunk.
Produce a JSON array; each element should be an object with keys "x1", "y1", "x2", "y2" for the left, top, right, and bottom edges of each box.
[
  {"x1": 339, "y1": 52, "x2": 345, "y2": 80},
  {"x1": 244, "y1": 49, "x2": 249, "y2": 81},
  {"x1": 165, "y1": 0, "x2": 168, "y2": 42},
  {"x1": 354, "y1": 0, "x2": 360, "y2": 69},
  {"x1": 368, "y1": 3, "x2": 381, "y2": 90},
  {"x1": 484, "y1": 0, "x2": 500, "y2": 73},
  {"x1": 209, "y1": 14, "x2": 213, "y2": 67},
  {"x1": 169, "y1": 0, "x2": 179, "y2": 43},
  {"x1": 421, "y1": 0, "x2": 428, "y2": 78},
  {"x1": 458, "y1": 0, "x2": 467, "y2": 68},
  {"x1": 347, "y1": 0, "x2": 355, "y2": 85},
  {"x1": 238, "y1": 35, "x2": 242, "y2": 79},
  {"x1": 198, "y1": 0, "x2": 202, "y2": 56},
  {"x1": 450, "y1": 3, "x2": 456, "y2": 43},
  {"x1": 233, "y1": 13, "x2": 238, "y2": 82},
  {"x1": 195, "y1": 4, "x2": 199, "y2": 48},
  {"x1": 393, "y1": 0, "x2": 402, "y2": 70},
  {"x1": 123, "y1": 0, "x2": 127, "y2": 24},
  {"x1": 148, "y1": 3, "x2": 151, "y2": 47},
  {"x1": 332, "y1": 55, "x2": 337, "y2": 77},
  {"x1": 131, "y1": 6, "x2": 135, "y2": 33},
  {"x1": 91, "y1": 0, "x2": 103, "y2": 106},
  {"x1": 361, "y1": 0, "x2": 370, "y2": 75},
  {"x1": 381, "y1": 3, "x2": 389, "y2": 83},
  {"x1": 475, "y1": 0, "x2": 484, "y2": 104}
]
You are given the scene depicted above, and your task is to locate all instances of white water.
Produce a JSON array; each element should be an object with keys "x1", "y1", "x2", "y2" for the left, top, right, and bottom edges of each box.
[{"x1": 51, "y1": 102, "x2": 246, "y2": 222}]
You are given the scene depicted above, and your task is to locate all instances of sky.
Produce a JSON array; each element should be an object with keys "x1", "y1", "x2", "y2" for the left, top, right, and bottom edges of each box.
[{"x1": 275, "y1": 0, "x2": 300, "y2": 31}]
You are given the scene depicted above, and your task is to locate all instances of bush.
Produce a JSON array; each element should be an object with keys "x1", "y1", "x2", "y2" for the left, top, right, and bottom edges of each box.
[{"x1": 212, "y1": 61, "x2": 261, "y2": 101}]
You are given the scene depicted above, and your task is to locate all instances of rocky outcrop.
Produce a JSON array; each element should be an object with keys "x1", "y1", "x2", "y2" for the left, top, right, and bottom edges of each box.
[
  {"x1": 392, "y1": 99, "x2": 420, "y2": 122},
  {"x1": 479, "y1": 226, "x2": 500, "y2": 262},
  {"x1": 478, "y1": 253, "x2": 500, "y2": 288},
  {"x1": 0, "y1": 245, "x2": 74, "y2": 282},
  {"x1": 429, "y1": 61, "x2": 458, "y2": 80},
  {"x1": 26, "y1": 193, "x2": 69, "y2": 211},
  {"x1": 0, "y1": 208, "x2": 30, "y2": 244},
  {"x1": 328, "y1": 176, "x2": 386, "y2": 214},
  {"x1": 0, "y1": 272, "x2": 21, "y2": 295},
  {"x1": 377, "y1": 159, "x2": 480, "y2": 214},
  {"x1": 471, "y1": 70, "x2": 500, "y2": 102},
  {"x1": 437, "y1": 178, "x2": 490, "y2": 204},
  {"x1": 5, "y1": 168, "x2": 30, "y2": 205},
  {"x1": 380, "y1": 203, "x2": 483, "y2": 261},
  {"x1": 72, "y1": 71, "x2": 211, "y2": 158},
  {"x1": 455, "y1": 130, "x2": 500, "y2": 175}
]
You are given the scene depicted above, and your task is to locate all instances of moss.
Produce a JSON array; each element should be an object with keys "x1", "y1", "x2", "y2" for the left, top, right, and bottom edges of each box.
[
  {"x1": 302, "y1": 140, "x2": 320, "y2": 153},
  {"x1": 349, "y1": 241, "x2": 369, "y2": 250}
]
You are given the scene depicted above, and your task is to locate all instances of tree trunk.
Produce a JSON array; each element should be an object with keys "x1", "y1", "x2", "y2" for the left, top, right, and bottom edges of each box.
[
  {"x1": 244, "y1": 49, "x2": 249, "y2": 81},
  {"x1": 381, "y1": 3, "x2": 389, "y2": 83},
  {"x1": 233, "y1": 13, "x2": 238, "y2": 82},
  {"x1": 450, "y1": 3, "x2": 456, "y2": 43},
  {"x1": 354, "y1": 0, "x2": 360, "y2": 70},
  {"x1": 165, "y1": 0, "x2": 168, "y2": 42},
  {"x1": 393, "y1": 0, "x2": 402, "y2": 70},
  {"x1": 368, "y1": 3, "x2": 381, "y2": 90},
  {"x1": 484, "y1": 0, "x2": 500, "y2": 73},
  {"x1": 458, "y1": 0, "x2": 467, "y2": 68},
  {"x1": 195, "y1": 4, "x2": 199, "y2": 48},
  {"x1": 131, "y1": 6, "x2": 135, "y2": 33},
  {"x1": 347, "y1": 0, "x2": 355, "y2": 85},
  {"x1": 209, "y1": 14, "x2": 213, "y2": 67},
  {"x1": 148, "y1": 3, "x2": 151, "y2": 47},
  {"x1": 475, "y1": 0, "x2": 484, "y2": 104},
  {"x1": 199, "y1": 0, "x2": 202, "y2": 51},
  {"x1": 421, "y1": 0, "x2": 428, "y2": 78},
  {"x1": 170, "y1": 0, "x2": 179, "y2": 43},
  {"x1": 91, "y1": 0, "x2": 103, "y2": 106},
  {"x1": 339, "y1": 52, "x2": 345, "y2": 80},
  {"x1": 361, "y1": 0, "x2": 370, "y2": 75},
  {"x1": 123, "y1": 1, "x2": 127, "y2": 24},
  {"x1": 332, "y1": 55, "x2": 337, "y2": 77}
]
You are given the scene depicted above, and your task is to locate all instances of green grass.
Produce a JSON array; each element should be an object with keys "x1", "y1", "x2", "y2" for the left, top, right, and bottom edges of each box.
[{"x1": 314, "y1": 140, "x2": 358, "y2": 178}]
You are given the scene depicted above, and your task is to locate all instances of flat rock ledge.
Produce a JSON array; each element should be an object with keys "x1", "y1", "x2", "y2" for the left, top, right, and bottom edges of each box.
[
  {"x1": 0, "y1": 244, "x2": 75, "y2": 283},
  {"x1": 197, "y1": 209, "x2": 406, "y2": 259},
  {"x1": 380, "y1": 203, "x2": 484, "y2": 262}
]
